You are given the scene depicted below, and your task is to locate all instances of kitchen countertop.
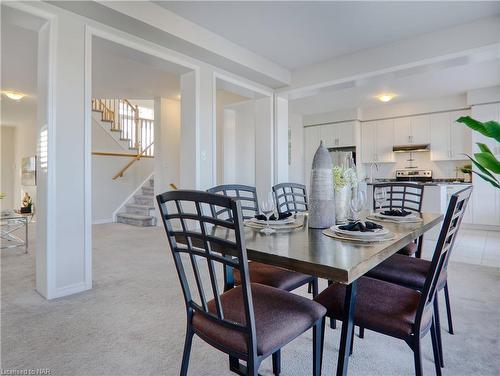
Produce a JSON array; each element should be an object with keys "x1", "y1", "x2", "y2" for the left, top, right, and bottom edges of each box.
[{"x1": 367, "y1": 179, "x2": 472, "y2": 186}]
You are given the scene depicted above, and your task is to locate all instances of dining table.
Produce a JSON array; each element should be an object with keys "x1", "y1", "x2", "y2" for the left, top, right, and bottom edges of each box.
[{"x1": 213, "y1": 211, "x2": 444, "y2": 376}]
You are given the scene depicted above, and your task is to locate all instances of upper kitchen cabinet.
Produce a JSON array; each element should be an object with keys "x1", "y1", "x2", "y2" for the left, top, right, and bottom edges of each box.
[
  {"x1": 394, "y1": 116, "x2": 430, "y2": 145},
  {"x1": 361, "y1": 120, "x2": 395, "y2": 163},
  {"x1": 430, "y1": 110, "x2": 471, "y2": 161},
  {"x1": 471, "y1": 103, "x2": 500, "y2": 156},
  {"x1": 319, "y1": 121, "x2": 356, "y2": 148}
]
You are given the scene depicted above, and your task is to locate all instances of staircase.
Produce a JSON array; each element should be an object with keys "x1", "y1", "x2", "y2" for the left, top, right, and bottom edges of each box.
[{"x1": 116, "y1": 176, "x2": 156, "y2": 227}]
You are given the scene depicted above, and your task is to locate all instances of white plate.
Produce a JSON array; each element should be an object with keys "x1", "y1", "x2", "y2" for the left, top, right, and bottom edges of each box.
[
  {"x1": 375, "y1": 212, "x2": 417, "y2": 220},
  {"x1": 249, "y1": 217, "x2": 295, "y2": 226},
  {"x1": 323, "y1": 229, "x2": 395, "y2": 243},
  {"x1": 331, "y1": 224, "x2": 389, "y2": 238}
]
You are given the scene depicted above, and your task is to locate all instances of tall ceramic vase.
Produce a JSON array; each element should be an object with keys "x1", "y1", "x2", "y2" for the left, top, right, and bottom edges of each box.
[{"x1": 309, "y1": 141, "x2": 335, "y2": 229}]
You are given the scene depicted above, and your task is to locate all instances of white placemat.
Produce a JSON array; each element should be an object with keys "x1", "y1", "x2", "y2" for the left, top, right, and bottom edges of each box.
[{"x1": 322, "y1": 228, "x2": 396, "y2": 243}]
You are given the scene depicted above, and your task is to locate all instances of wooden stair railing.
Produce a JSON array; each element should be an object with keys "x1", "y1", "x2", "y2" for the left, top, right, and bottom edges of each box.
[{"x1": 92, "y1": 98, "x2": 155, "y2": 179}]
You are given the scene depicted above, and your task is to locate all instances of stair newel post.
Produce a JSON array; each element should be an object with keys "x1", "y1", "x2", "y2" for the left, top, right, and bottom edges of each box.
[{"x1": 134, "y1": 104, "x2": 141, "y2": 153}]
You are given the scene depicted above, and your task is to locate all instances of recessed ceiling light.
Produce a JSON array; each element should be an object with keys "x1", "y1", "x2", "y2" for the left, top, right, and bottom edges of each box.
[
  {"x1": 376, "y1": 93, "x2": 396, "y2": 103},
  {"x1": 3, "y1": 91, "x2": 25, "y2": 101}
]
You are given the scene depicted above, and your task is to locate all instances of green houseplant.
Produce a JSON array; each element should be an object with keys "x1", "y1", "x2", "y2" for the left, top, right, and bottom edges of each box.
[{"x1": 456, "y1": 116, "x2": 500, "y2": 189}]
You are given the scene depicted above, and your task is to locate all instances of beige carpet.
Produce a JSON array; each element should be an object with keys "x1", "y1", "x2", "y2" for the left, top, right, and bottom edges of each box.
[{"x1": 1, "y1": 223, "x2": 499, "y2": 375}]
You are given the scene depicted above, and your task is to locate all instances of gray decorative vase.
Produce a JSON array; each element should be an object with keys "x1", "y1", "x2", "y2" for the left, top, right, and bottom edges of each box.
[{"x1": 309, "y1": 141, "x2": 335, "y2": 229}]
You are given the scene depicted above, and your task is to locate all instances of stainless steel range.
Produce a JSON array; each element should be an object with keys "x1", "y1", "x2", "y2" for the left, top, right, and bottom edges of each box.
[{"x1": 395, "y1": 169, "x2": 433, "y2": 182}]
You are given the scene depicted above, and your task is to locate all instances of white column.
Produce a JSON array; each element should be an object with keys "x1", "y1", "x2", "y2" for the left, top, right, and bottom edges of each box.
[
  {"x1": 154, "y1": 97, "x2": 181, "y2": 220},
  {"x1": 198, "y1": 67, "x2": 215, "y2": 190},
  {"x1": 180, "y1": 71, "x2": 198, "y2": 189},
  {"x1": 275, "y1": 95, "x2": 289, "y2": 184},
  {"x1": 37, "y1": 17, "x2": 90, "y2": 299},
  {"x1": 254, "y1": 96, "x2": 273, "y2": 197}
]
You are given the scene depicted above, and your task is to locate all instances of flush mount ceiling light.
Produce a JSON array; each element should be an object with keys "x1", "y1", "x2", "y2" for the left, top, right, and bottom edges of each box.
[
  {"x1": 3, "y1": 91, "x2": 26, "y2": 101},
  {"x1": 376, "y1": 93, "x2": 396, "y2": 103}
]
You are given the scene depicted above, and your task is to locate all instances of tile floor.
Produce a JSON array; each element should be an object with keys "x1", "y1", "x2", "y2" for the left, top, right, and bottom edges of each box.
[{"x1": 421, "y1": 228, "x2": 500, "y2": 267}]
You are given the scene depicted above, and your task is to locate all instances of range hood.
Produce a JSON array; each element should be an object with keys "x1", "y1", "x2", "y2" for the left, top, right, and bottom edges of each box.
[{"x1": 392, "y1": 144, "x2": 430, "y2": 153}]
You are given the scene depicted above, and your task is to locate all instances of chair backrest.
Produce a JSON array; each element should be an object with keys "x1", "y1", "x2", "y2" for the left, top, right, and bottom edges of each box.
[
  {"x1": 156, "y1": 190, "x2": 257, "y2": 354},
  {"x1": 414, "y1": 186, "x2": 472, "y2": 333},
  {"x1": 372, "y1": 183, "x2": 424, "y2": 212},
  {"x1": 207, "y1": 184, "x2": 259, "y2": 220},
  {"x1": 272, "y1": 182, "x2": 308, "y2": 214}
]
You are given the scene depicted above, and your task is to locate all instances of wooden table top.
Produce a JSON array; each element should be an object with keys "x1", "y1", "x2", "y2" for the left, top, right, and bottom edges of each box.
[{"x1": 214, "y1": 213, "x2": 443, "y2": 285}]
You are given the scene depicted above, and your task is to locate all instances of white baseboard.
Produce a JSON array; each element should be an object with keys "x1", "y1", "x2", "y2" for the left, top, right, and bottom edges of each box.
[
  {"x1": 93, "y1": 218, "x2": 114, "y2": 224},
  {"x1": 50, "y1": 281, "x2": 91, "y2": 300}
]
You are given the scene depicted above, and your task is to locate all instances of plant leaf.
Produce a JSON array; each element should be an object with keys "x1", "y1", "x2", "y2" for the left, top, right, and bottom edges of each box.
[
  {"x1": 483, "y1": 121, "x2": 500, "y2": 143},
  {"x1": 474, "y1": 152, "x2": 500, "y2": 174},
  {"x1": 471, "y1": 170, "x2": 500, "y2": 189},
  {"x1": 457, "y1": 116, "x2": 490, "y2": 137},
  {"x1": 476, "y1": 143, "x2": 494, "y2": 155},
  {"x1": 466, "y1": 155, "x2": 498, "y2": 183}
]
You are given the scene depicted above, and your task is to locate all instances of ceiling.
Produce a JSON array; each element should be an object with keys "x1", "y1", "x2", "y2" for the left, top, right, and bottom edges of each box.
[
  {"x1": 290, "y1": 59, "x2": 500, "y2": 115},
  {"x1": 157, "y1": 1, "x2": 500, "y2": 70},
  {"x1": 92, "y1": 36, "x2": 188, "y2": 99}
]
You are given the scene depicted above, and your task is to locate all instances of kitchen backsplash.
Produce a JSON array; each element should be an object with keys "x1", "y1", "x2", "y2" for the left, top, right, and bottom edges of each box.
[{"x1": 363, "y1": 152, "x2": 469, "y2": 180}]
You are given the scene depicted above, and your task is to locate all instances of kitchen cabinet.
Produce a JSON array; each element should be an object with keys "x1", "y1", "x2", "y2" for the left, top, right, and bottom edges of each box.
[
  {"x1": 361, "y1": 120, "x2": 395, "y2": 163},
  {"x1": 430, "y1": 110, "x2": 471, "y2": 161},
  {"x1": 319, "y1": 121, "x2": 356, "y2": 148},
  {"x1": 394, "y1": 116, "x2": 430, "y2": 145}
]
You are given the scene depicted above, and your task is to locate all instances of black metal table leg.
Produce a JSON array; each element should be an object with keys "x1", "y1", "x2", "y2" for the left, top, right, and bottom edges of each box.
[{"x1": 336, "y1": 280, "x2": 357, "y2": 376}]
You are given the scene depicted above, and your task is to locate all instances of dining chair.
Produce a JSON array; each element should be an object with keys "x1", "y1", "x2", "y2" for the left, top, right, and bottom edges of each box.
[
  {"x1": 156, "y1": 190, "x2": 326, "y2": 376},
  {"x1": 366, "y1": 185, "x2": 473, "y2": 368},
  {"x1": 207, "y1": 184, "x2": 318, "y2": 297},
  {"x1": 372, "y1": 182, "x2": 425, "y2": 257},
  {"x1": 315, "y1": 186, "x2": 472, "y2": 376},
  {"x1": 272, "y1": 182, "x2": 308, "y2": 214}
]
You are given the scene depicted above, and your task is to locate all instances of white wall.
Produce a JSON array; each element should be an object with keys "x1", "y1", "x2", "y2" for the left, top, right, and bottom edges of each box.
[
  {"x1": 1, "y1": 126, "x2": 16, "y2": 209},
  {"x1": 288, "y1": 113, "x2": 304, "y2": 184},
  {"x1": 215, "y1": 89, "x2": 249, "y2": 184},
  {"x1": 92, "y1": 118, "x2": 154, "y2": 223}
]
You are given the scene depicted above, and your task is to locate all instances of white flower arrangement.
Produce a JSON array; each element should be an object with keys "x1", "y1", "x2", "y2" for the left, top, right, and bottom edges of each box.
[{"x1": 332, "y1": 166, "x2": 358, "y2": 192}]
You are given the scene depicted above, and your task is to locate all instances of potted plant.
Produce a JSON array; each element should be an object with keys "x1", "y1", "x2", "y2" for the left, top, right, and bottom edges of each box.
[{"x1": 457, "y1": 116, "x2": 500, "y2": 189}]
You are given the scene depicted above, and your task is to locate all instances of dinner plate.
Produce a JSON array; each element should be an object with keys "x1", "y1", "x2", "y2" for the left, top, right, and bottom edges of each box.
[
  {"x1": 249, "y1": 217, "x2": 295, "y2": 226},
  {"x1": 331, "y1": 225, "x2": 389, "y2": 238},
  {"x1": 323, "y1": 228, "x2": 395, "y2": 243}
]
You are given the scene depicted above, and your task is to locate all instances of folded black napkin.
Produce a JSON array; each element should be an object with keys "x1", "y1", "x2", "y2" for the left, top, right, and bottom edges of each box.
[
  {"x1": 255, "y1": 212, "x2": 293, "y2": 221},
  {"x1": 381, "y1": 209, "x2": 412, "y2": 217},
  {"x1": 338, "y1": 221, "x2": 383, "y2": 232}
]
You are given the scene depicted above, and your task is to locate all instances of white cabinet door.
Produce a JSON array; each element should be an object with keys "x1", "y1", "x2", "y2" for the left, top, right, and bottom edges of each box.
[
  {"x1": 338, "y1": 121, "x2": 356, "y2": 147},
  {"x1": 394, "y1": 117, "x2": 411, "y2": 145},
  {"x1": 410, "y1": 115, "x2": 431, "y2": 145},
  {"x1": 376, "y1": 119, "x2": 395, "y2": 162},
  {"x1": 450, "y1": 110, "x2": 472, "y2": 160},
  {"x1": 430, "y1": 112, "x2": 451, "y2": 161},
  {"x1": 304, "y1": 126, "x2": 320, "y2": 184},
  {"x1": 361, "y1": 121, "x2": 376, "y2": 163},
  {"x1": 472, "y1": 104, "x2": 500, "y2": 156},
  {"x1": 319, "y1": 124, "x2": 338, "y2": 148}
]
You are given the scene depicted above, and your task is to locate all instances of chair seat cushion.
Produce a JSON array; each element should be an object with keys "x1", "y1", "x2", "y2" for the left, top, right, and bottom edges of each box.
[
  {"x1": 233, "y1": 262, "x2": 314, "y2": 291},
  {"x1": 314, "y1": 277, "x2": 432, "y2": 339},
  {"x1": 192, "y1": 283, "x2": 326, "y2": 357},
  {"x1": 366, "y1": 254, "x2": 447, "y2": 290},
  {"x1": 397, "y1": 241, "x2": 418, "y2": 256}
]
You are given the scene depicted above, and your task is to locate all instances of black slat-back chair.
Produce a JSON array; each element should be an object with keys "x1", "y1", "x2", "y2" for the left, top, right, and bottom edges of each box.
[
  {"x1": 207, "y1": 184, "x2": 259, "y2": 220},
  {"x1": 272, "y1": 182, "x2": 308, "y2": 214},
  {"x1": 315, "y1": 186, "x2": 472, "y2": 376},
  {"x1": 373, "y1": 182, "x2": 425, "y2": 257},
  {"x1": 207, "y1": 184, "x2": 318, "y2": 297},
  {"x1": 157, "y1": 190, "x2": 325, "y2": 376}
]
